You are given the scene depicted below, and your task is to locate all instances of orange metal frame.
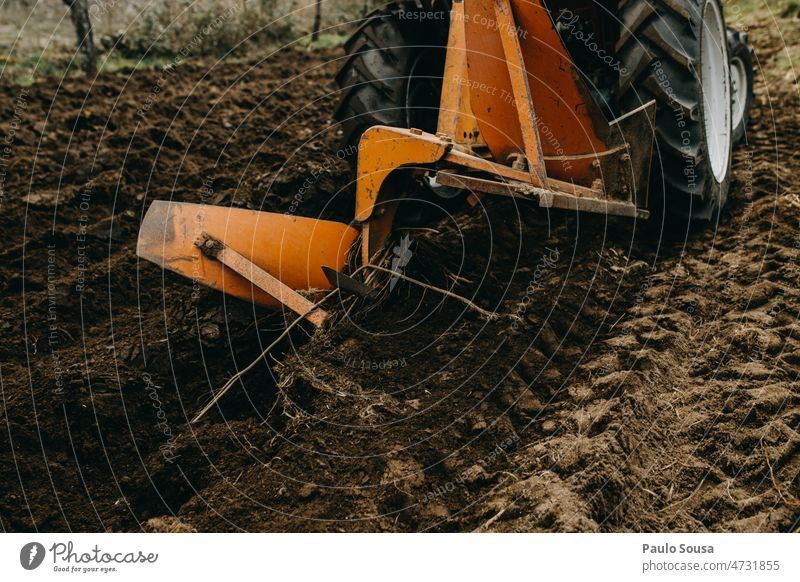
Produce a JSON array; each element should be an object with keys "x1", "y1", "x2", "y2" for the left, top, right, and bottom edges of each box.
[
  {"x1": 137, "y1": 0, "x2": 658, "y2": 314},
  {"x1": 353, "y1": 0, "x2": 656, "y2": 264}
]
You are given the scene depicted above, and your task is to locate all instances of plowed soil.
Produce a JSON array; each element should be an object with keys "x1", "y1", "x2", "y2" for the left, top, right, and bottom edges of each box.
[{"x1": 1, "y1": 16, "x2": 798, "y2": 532}]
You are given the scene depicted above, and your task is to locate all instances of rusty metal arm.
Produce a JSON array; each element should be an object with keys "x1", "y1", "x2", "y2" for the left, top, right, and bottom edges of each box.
[
  {"x1": 195, "y1": 232, "x2": 329, "y2": 328},
  {"x1": 435, "y1": 171, "x2": 649, "y2": 218}
]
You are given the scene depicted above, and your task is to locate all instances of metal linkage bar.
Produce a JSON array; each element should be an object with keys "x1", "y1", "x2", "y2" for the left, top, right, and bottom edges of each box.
[{"x1": 195, "y1": 232, "x2": 329, "y2": 328}]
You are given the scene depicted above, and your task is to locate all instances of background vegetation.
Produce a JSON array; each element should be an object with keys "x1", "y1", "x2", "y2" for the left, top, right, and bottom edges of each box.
[
  {"x1": 0, "y1": 0, "x2": 383, "y2": 82},
  {"x1": 0, "y1": 0, "x2": 797, "y2": 83}
]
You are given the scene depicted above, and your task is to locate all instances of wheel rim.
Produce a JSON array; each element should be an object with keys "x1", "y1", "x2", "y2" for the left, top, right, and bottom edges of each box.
[
  {"x1": 730, "y1": 55, "x2": 748, "y2": 133},
  {"x1": 700, "y1": 0, "x2": 731, "y2": 183}
]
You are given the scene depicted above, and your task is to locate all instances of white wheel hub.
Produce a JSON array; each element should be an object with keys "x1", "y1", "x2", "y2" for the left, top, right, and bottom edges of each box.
[
  {"x1": 700, "y1": 0, "x2": 732, "y2": 183},
  {"x1": 730, "y1": 55, "x2": 748, "y2": 132}
]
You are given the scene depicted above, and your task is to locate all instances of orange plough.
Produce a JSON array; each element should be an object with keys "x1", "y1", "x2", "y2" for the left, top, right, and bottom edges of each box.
[{"x1": 137, "y1": 0, "x2": 753, "y2": 320}]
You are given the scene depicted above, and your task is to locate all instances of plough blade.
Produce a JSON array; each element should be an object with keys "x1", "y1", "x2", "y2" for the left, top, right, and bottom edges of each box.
[{"x1": 137, "y1": 201, "x2": 359, "y2": 309}]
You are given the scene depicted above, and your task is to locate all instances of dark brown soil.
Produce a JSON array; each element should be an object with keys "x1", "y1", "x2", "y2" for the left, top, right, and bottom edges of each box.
[{"x1": 1, "y1": 20, "x2": 798, "y2": 532}]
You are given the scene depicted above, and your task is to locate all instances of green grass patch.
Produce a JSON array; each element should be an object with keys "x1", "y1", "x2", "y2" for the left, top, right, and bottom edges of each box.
[
  {"x1": 297, "y1": 32, "x2": 349, "y2": 50},
  {"x1": 98, "y1": 54, "x2": 176, "y2": 74},
  {"x1": 1, "y1": 53, "x2": 78, "y2": 85}
]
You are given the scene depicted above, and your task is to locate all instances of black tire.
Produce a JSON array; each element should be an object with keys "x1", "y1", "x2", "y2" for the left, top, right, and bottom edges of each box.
[
  {"x1": 616, "y1": 0, "x2": 732, "y2": 225},
  {"x1": 727, "y1": 28, "x2": 755, "y2": 144},
  {"x1": 333, "y1": 1, "x2": 449, "y2": 170}
]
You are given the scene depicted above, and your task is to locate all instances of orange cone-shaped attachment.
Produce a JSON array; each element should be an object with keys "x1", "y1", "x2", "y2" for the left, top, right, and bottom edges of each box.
[{"x1": 137, "y1": 201, "x2": 359, "y2": 308}]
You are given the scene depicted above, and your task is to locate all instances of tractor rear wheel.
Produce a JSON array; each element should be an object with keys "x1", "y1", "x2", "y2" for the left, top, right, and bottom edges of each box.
[
  {"x1": 616, "y1": 0, "x2": 741, "y2": 225},
  {"x1": 333, "y1": 1, "x2": 448, "y2": 170},
  {"x1": 333, "y1": 1, "x2": 452, "y2": 224}
]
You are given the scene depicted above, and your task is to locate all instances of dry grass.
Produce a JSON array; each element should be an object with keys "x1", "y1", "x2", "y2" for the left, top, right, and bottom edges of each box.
[{"x1": 0, "y1": 0, "x2": 382, "y2": 83}]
